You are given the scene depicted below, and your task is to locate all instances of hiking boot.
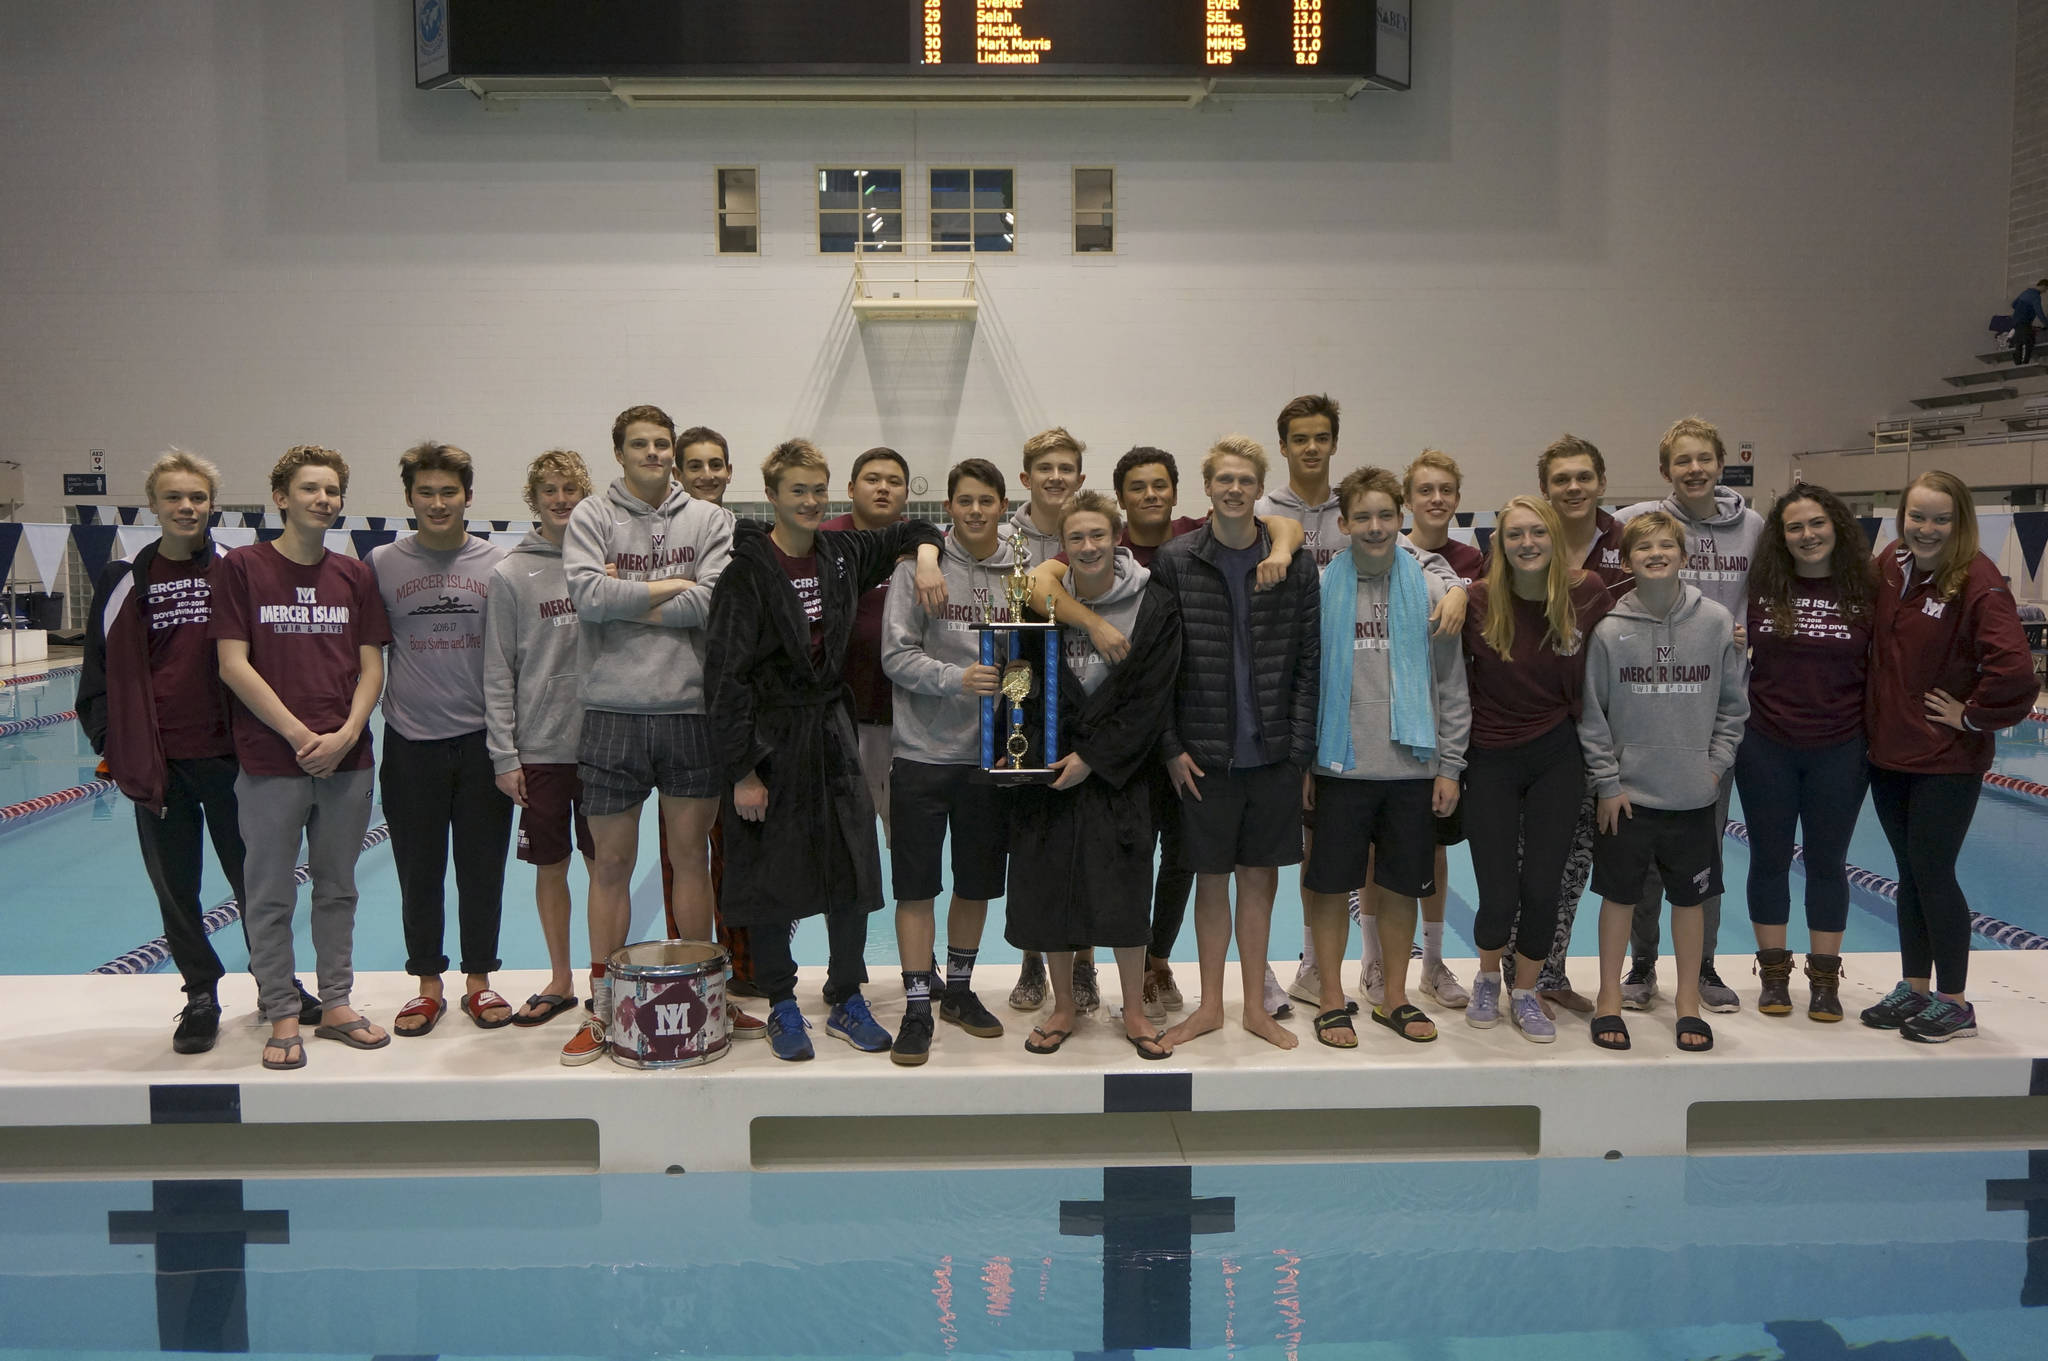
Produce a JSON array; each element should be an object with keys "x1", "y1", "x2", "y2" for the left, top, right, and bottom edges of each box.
[
  {"x1": 891, "y1": 1007, "x2": 935, "y2": 1066},
  {"x1": 1621, "y1": 957, "x2": 1658, "y2": 1011},
  {"x1": 940, "y1": 987, "x2": 1005, "y2": 1038},
  {"x1": 1804, "y1": 953, "x2": 1844, "y2": 1023},
  {"x1": 1698, "y1": 962, "x2": 1740, "y2": 1014},
  {"x1": 1072, "y1": 957, "x2": 1101, "y2": 1015},
  {"x1": 1754, "y1": 948, "x2": 1795, "y2": 1016},
  {"x1": 1859, "y1": 981, "x2": 1931, "y2": 1031},
  {"x1": 825, "y1": 994, "x2": 892, "y2": 1052},
  {"x1": 172, "y1": 994, "x2": 221, "y2": 1055},
  {"x1": 1008, "y1": 953, "x2": 1047, "y2": 1011},
  {"x1": 1900, "y1": 997, "x2": 1977, "y2": 1044}
]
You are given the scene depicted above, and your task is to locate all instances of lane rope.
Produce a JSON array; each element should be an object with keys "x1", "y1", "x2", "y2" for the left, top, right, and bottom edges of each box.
[
  {"x1": 0, "y1": 709, "x2": 75, "y2": 739},
  {"x1": 0, "y1": 779, "x2": 116, "y2": 825},
  {"x1": 0, "y1": 665, "x2": 82, "y2": 689}
]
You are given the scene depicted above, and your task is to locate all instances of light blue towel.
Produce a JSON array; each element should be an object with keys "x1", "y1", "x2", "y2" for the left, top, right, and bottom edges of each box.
[{"x1": 1316, "y1": 547, "x2": 1438, "y2": 773}]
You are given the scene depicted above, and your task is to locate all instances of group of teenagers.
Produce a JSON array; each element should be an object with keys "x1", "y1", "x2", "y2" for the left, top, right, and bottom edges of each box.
[{"x1": 76, "y1": 394, "x2": 2035, "y2": 1071}]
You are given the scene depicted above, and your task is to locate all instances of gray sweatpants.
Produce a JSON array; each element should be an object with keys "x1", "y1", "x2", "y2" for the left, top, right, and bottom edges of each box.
[
  {"x1": 236, "y1": 768, "x2": 375, "y2": 1022},
  {"x1": 1627, "y1": 781, "x2": 1734, "y2": 965}
]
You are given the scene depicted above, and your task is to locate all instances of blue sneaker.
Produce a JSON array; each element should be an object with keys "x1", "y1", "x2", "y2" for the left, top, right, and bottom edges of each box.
[
  {"x1": 1509, "y1": 990, "x2": 1556, "y2": 1044},
  {"x1": 826, "y1": 994, "x2": 892, "y2": 1053},
  {"x1": 1466, "y1": 973, "x2": 1502, "y2": 1029},
  {"x1": 765, "y1": 1000, "x2": 814, "y2": 1062},
  {"x1": 1900, "y1": 997, "x2": 1977, "y2": 1044}
]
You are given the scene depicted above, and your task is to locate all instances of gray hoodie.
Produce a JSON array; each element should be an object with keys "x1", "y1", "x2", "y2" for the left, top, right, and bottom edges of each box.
[
  {"x1": 1006, "y1": 504, "x2": 1061, "y2": 568},
  {"x1": 1061, "y1": 549, "x2": 1148, "y2": 697},
  {"x1": 483, "y1": 529, "x2": 583, "y2": 774},
  {"x1": 1616, "y1": 487, "x2": 1763, "y2": 619},
  {"x1": 563, "y1": 478, "x2": 733, "y2": 714},
  {"x1": 882, "y1": 530, "x2": 1019, "y2": 766},
  {"x1": 1577, "y1": 583, "x2": 1750, "y2": 810}
]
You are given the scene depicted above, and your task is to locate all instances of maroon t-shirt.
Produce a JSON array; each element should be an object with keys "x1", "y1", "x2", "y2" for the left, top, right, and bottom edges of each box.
[
  {"x1": 1117, "y1": 516, "x2": 1206, "y2": 569},
  {"x1": 144, "y1": 550, "x2": 233, "y2": 760},
  {"x1": 1462, "y1": 574, "x2": 1614, "y2": 749},
  {"x1": 1747, "y1": 578, "x2": 1869, "y2": 749},
  {"x1": 209, "y1": 543, "x2": 392, "y2": 777},
  {"x1": 1413, "y1": 535, "x2": 1486, "y2": 584},
  {"x1": 819, "y1": 513, "x2": 889, "y2": 720},
  {"x1": 771, "y1": 541, "x2": 825, "y2": 664}
]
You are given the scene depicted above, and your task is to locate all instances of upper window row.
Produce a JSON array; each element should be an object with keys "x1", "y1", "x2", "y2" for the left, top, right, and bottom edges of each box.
[{"x1": 714, "y1": 167, "x2": 1115, "y2": 257}]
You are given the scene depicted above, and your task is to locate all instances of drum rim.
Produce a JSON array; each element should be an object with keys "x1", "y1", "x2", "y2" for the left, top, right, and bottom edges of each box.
[{"x1": 608, "y1": 939, "x2": 729, "y2": 978}]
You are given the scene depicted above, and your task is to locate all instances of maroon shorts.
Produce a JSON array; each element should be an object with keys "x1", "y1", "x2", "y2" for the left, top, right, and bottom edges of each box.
[{"x1": 516, "y1": 763, "x2": 595, "y2": 866}]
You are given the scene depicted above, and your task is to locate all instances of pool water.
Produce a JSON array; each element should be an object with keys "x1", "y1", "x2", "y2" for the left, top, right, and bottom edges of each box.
[{"x1": 0, "y1": 1151, "x2": 2039, "y2": 1359}]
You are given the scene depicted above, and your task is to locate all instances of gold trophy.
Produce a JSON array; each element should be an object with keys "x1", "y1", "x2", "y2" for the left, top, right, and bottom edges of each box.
[{"x1": 974, "y1": 527, "x2": 1061, "y2": 784}]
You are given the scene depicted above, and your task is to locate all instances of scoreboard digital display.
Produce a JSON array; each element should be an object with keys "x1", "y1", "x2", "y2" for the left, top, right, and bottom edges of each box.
[{"x1": 415, "y1": 1, "x2": 1407, "y2": 88}]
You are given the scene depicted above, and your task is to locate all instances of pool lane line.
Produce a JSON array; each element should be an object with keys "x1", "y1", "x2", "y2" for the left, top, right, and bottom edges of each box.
[
  {"x1": 1982, "y1": 769, "x2": 2048, "y2": 805},
  {"x1": 0, "y1": 665, "x2": 81, "y2": 689},
  {"x1": 91, "y1": 821, "x2": 394, "y2": 975},
  {"x1": 1723, "y1": 818, "x2": 2048, "y2": 950},
  {"x1": 0, "y1": 778, "x2": 116, "y2": 826},
  {"x1": 0, "y1": 709, "x2": 75, "y2": 739}
]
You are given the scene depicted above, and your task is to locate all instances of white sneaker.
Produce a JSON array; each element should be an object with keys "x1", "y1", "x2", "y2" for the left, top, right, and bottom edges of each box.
[
  {"x1": 1417, "y1": 959, "x2": 1471, "y2": 1009},
  {"x1": 1286, "y1": 960, "x2": 1323, "y2": 1006},
  {"x1": 1263, "y1": 966, "x2": 1293, "y2": 1019},
  {"x1": 1362, "y1": 957, "x2": 1385, "y2": 1008}
]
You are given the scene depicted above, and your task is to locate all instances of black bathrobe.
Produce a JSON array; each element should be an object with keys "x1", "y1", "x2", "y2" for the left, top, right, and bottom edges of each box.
[
  {"x1": 706, "y1": 517, "x2": 941, "y2": 927},
  {"x1": 1003, "y1": 581, "x2": 1183, "y2": 952}
]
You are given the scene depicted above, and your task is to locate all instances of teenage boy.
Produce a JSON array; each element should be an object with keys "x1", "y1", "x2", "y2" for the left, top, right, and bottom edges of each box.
[
  {"x1": 879, "y1": 457, "x2": 1019, "y2": 1064},
  {"x1": 1581, "y1": 511, "x2": 1749, "y2": 1053},
  {"x1": 484, "y1": 448, "x2": 598, "y2": 1027},
  {"x1": 1156, "y1": 436, "x2": 1320, "y2": 1052},
  {"x1": 1614, "y1": 417, "x2": 1763, "y2": 1015},
  {"x1": 1006, "y1": 427, "x2": 1086, "y2": 564},
  {"x1": 820, "y1": 446, "x2": 912, "y2": 843},
  {"x1": 707, "y1": 440, "x2": 945, "y2": 1061},
  {"x1": 1026, "y1": 445, "x2": 1303, "y2": 1020},
  {"x1": 677, "y1": 425, "x2": 735, "y2": 505},
  {"x1": 82, "y1": 449, "x2": 318, "y2": 1052},
  {"x1": 212, "y1": 446, "x2": 392, "y2": 1070},
  {"x1": 368, "y1": 443, "x2": 514, "y2": 1036},
  {"x1": 558, "y1": 404, "x2": 761, "y2": 1065},
  {"x1": 1302, "y1": 468, "x2": 1470, "y2": 1048}
]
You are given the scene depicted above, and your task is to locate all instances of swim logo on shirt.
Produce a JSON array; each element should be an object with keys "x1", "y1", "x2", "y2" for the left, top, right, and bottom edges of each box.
[{"x1": 258, "y1": 586, "x2": 350, "y2": 634}]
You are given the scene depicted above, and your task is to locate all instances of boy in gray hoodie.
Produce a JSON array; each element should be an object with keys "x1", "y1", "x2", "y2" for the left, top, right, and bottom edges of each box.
[
  {"x1": 878, "y1": 457, "x2": 1016, "y2": 1064},
  {"x1": 1613, "y1": 415, "x2": 1764, "y2": 1013},
  {"x1": 485, "y1": 449, "x2": 597, "y2": 1032},
  {"x1": 1579, "y1": 511, "x2": 1749, "y2": 1054},
  {"x1": 557, "y1": 404, "x2": 759, "y2": 1065}
]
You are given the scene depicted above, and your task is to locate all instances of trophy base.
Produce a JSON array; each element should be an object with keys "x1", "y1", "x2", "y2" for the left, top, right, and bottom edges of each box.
[{"x1": 973, "y1": 767, "x2": 1060, "y2": 787}]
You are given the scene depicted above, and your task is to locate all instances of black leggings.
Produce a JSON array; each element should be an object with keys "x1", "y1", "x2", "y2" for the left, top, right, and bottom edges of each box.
[
  {"x1": 1868, "y1": 765, "x2": 1979, "y2": 994},
  {"x1": 135, "y1": 755, "x2": 250, "y2": 997},
  {"x1": 750, "y1": 908, "x2": 868, "y2": 1008},
  {"x1": 1732, "y1": 729, "x2": 1868, "y2": 932},
  {"x1": 380, "y1": 728, "x2": 515, "y2": 978},
  {"x1": 1463, "y1": 721, "x2": 1585, "y2": 957}
]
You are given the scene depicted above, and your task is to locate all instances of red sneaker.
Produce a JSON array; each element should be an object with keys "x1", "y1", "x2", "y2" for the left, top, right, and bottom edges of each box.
[
  {"x1": 729, "y1": 1001, "x2": 768, "y2": 1041},
  {"x1": 559, "y1": 1014, "x2": 609, "y2": 1066}
]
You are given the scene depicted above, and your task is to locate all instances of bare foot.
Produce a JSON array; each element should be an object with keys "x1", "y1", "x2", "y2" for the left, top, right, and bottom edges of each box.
[
  {"x1": 1241, "y1": 1008, "x2": 1300, "y2": 1050},
  {"x1": 1163, "y1": 1004, "x2": 1223, "y2": 1047}
]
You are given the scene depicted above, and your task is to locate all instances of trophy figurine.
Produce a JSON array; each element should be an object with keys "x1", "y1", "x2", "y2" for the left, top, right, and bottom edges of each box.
[{"x1": 974, "y1": 527, "x2": 1062, "y2": 784}]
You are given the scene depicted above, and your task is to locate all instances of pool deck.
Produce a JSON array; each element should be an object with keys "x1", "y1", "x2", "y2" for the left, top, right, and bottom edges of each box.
[{"x1": 2, "y1": 952, "x2": 2045, "y2": 1178}]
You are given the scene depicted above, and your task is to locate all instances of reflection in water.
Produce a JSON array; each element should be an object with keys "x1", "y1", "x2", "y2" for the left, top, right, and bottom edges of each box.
[{"x1": 106, "y1": 1180, "x2": 287, "y2": 1353}]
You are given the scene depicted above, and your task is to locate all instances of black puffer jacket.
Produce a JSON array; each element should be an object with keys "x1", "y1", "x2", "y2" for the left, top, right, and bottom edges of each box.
[{"x1": 1152, "y1": 521, "x2": 1319, "y2": 771}]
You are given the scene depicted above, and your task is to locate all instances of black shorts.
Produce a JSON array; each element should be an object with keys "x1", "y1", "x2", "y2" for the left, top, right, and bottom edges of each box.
[
  {"x1": 577, "y1": 710, "x2": 719, "y2": 815},
  {"x1": 1433, "y1": 797, "x2": 1466, "y2": 847},
  {"x1": 1591, "y1": 803, "x2": 1722, "y2": 907},
  {"x1": 889, "y1": 759, "x2": 1009, "y2": 901},
  {"x1": 515, "y1": 763, "x2": 595, "y2": 866},
  {"x1": 1178, "y1": 761, "x2": 1305, "y2": 874},
  {"x1": 1301, "y1": 776, "x2": 1437, "y2": 897}
]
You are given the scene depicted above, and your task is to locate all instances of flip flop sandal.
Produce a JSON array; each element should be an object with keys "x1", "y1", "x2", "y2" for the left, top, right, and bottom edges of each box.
[
  {"x1": 511, "y1": 993, "x2": 578, "y2": 1027},
  {"x1": 1023, "y1": 1026, "x2": 1071, "y2": 1055},
  {"x1": 1675, "y1": 1016, "x2": 1715, "y2": 1053},
  {"x1": 1370, "y1": 1002, "x2": 1438, "y2": 1043},
  {"x1": 1125, "y1": 1031, "x2": 1171, "y2": 1061},
  {"x1": 260, "y1": 1033, "x2": 305, "y2": 1071},
  {"x1": 1590, "y1": 1013, "x2": 1632, "y2": 1051},
  {"x1": 394, "y1": 995, "x2": 445, "y2": 1038},
  {"x1": 1314, "y1": 1007, "x2": 1359, "y2": 1049},
  {"x1": 314, "y1": 1017, "x2": 391, "y2": 1050},
  {"x1": 461, "y1": 989, "x2": 516, "y2": 1030}
]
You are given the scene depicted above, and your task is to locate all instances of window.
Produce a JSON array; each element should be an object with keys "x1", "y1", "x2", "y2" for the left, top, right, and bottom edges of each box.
[
  {"x1": 817, "y1": 167, "x2": 903, "y2": 254},
  {"x1": 716, "y1": 168, "x2": 759, "y2": 255},
  {"x1": 930, "y1": 168, "x2": 1015, "y2": 252},
  {"x1": 1073, "y1": 167, "x2": 1114, "y2": 254}
]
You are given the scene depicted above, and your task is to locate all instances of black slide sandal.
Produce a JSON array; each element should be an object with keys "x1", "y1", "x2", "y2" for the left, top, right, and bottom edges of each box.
[
  {"x1": 1675, "y1": 1016, "x2": 1715, "y2": 1053},
  {"x1": 1314, "y1": 1008, "x2": 1358, "y2": 1048},
  {"x1": 1370, "y1": 1002, "x2": 1437, "y2": 1043},
  {"x1": 1590, "y1": 1014, "x2": 1632, "y2": 1051}
]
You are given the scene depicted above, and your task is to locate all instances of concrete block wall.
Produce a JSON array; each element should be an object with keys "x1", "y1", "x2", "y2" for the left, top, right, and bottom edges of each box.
[{"x1": 2013, "y1": 0, "x2": 2048, "y2": 291}]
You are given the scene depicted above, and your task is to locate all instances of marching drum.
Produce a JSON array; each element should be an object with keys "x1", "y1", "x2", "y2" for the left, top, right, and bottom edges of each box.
[{"x1": 606, "y1": 940, "x2": 732, "y2": 1069}]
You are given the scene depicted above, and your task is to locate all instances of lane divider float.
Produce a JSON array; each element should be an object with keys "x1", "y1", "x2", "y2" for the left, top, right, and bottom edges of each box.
[
  {"x1": 0, "y1": 665, "x2": 82, "y2": 689},
  {"x1": 0, "y1": 778, "x2": 116, "y2": 826},
  {"x1": 0, "y1": 709, "x2": 76, "y2": 739}
]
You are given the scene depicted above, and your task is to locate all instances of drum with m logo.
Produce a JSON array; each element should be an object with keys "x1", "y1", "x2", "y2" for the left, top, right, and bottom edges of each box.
[{"x1": 606, "y1": 940, "x2": 732, "y2": 1069}]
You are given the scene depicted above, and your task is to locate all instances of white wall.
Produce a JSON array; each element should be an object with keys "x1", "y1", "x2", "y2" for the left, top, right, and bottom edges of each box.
[{"x1": 0, "y1": 0, "x2": 2016, "y2": 524}]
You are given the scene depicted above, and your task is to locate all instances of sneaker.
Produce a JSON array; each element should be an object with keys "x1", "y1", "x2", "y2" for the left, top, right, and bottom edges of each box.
[
  {"x1": 1148, "y1": 966, "x2": 1184, "y2": 1012},
  {"x1": 891, "y1": 1007, "x2": 934, "y2": 1066},
  {"x1": 1621, "y1": 957, "x2": 1658, "y2": 1011},
  {"x1": 1009, "y1": 953, "x2": 1047, "y2": 1011},
  {"x1": 1141, "y1": 972, "x2": 1168, "y2": 1022},
  {"x1": 940, "y1": 987, "x2": 1005, "y2": 1038},
  {"x1": 559, "y1": 1014, "x2": 608, "y2": 1066},
  {"x1": 726, "y1": 975, "x2": 769, "y2": 1000},
  {"x1": 1509, "y1": 991, "x2": 1557, "y2": 1043},
  {"x1": 1262, "y1": 966, "x2": 1292, "y2": 1019},
  {"x1": 1417, "y1": 959, "x2": 1470, "y2": 1009},
  {"x1": 1072, "y1": 958, "x2": 1102, "y2": 1015},
  {"x1": 1286, "y1": 959, "x2": 1323, "y2": 1006},
  {"x1": 728, "y1": 1001, "x2": 768, "y2": 1041},
  {"x1": 766, "y1": 1000, "x2": 814, "y2": 1061},
  {"x1": 1466, "y1": 974, "x2": 1502, "y2": 1029},
  {"x1": 294, "y1": 980, "x2": 324, "y2": 1026},
  {"x1": 1860, "y1": 981, "x2": 1933, "y2": 1030},
  {"x1": 172, "y1": 994, "x2": 221, "y2": 1055},
  {"x1": 1900, "y1": 997, "x2": 1978, "y2": 1044},
  {"x1": 1698, "y1": 962, "x2": 1740, "y2": 1014},
  {"x1": 825, "y1": 994, "x2": 892, "y2": 1052},
  {"x1": 1361, "y1": 957, "x2": 1385, "y2": 1009}
]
